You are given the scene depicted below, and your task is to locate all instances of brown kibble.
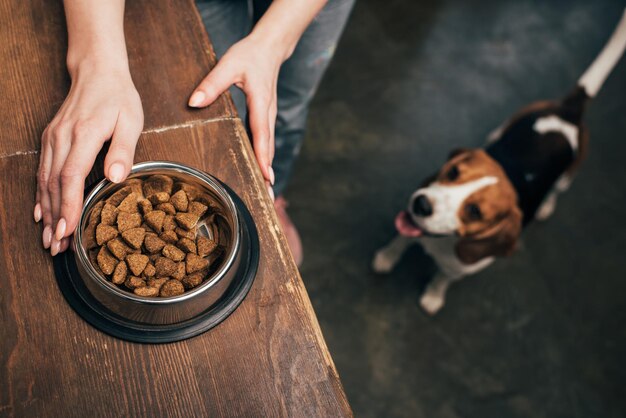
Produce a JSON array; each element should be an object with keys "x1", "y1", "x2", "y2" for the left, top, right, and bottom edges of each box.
[
  {"x1": 96, "y1": 224, "x2": 119, "y2": 246},
  {"x1": 148, "y1": 192, "x2": 170, "y2": 205},
  {"x1": 160, "y1": 230, "x2": 178, "y2": 244},
  {"x1": 177, "y1": 238, "x2": 197, "y2": 254},
  {"x1": 144, "y1": 210, "x2": 166, "y2": 232},
  {"x1": 170, "y1": 190, "x2": 189, "y2": 212},
  {"x1": 186, "y1": 253, "x2": 209, "y2": 274},
  {"x1": 138, "y1": 199, "x2": 153, "y2": 215},
  {"x1": 100, "y1": 203, "x2": 119, "y2": 225},
  {"x1": 107, "y1": 237, "x2": 132, "y2": 260},
  {"x1": 117, "y1": 192, "x2": 140, "y2": 213},
  {"x1": 88, "y1": 249, "x2": 103, "y2": 274},
  {"x1": 171, "y1": 262, "x2": 186, "y2": 280},
  {"x1": 143, "y1": 175, "x2": 173, "y2": 196},
  {"x1": 159, "y1": 279, "x2": 184, "y2": 297},
  {"x1": 124, "y1": 276, "x2": 145, "y2": 290},
  {"x1": 97, "y1": 247, "x2": 118, "y2": 275},
  {"x1": 89, "y1": 201, "x2": 105, "y2": 225},
  {"x1": 134, "y1": 286, "x2": 159, "y2": 297},
  {"x1": 175, "y1": 227, "x2": 196, "y2": 240},
  {"x1": 122, "y1": 227, "x2": 146, "y2": 249},
  {"x1": 126, "y1": 253, "x2": 149, "y2": 276},
  {"x1": 84, "y1": 223, "x2": 98, "y2": 250},
  {"x1": 162, "y1": 244, "x2": 185, "y2": 262},
  {"x1": 187, "y1": 201, "x2": 208, "y2": 217},
  {"x1": 162, "y1": 215, "x2": 177, "y2": 232},
  {"x1": 87, "y1": 174, "x2": 225, "y2": 297},
  {"x1": 175, "y1": 212, "x2": 199, "y2": 230},
  {"x1": 144, "y1": 233, "x2": 166, "y2": 253},
  {"x1": 125, "y1": 178, "x2": 144, "y2": 197},
  {"x1": 147, "y1": 277, "x2": 168, "y2": 290},
  {"x1": 182, "y1": 272, "x2": 204, "y2": 290},
  {"x1": 143, "y1": 262, "x2": 156, "y2": 277},
  {"x1": 155, "y1": 256, "x2": 177, "y2": 276},
  {"x1": 117, "y1": 211, "x2": 142, "y2": 232},
  {"x1": 197, "y1": 236, "x2": 217, "y2": 258},
  {"x1": 175, "y1": 183, "x2": 202, "y2": 200},
  {"x1": 107, "y1": 186, "x2": 133, "y2": 206},
  {"x1": 112, "y1": 261, "x2": 128, "y2": 285},
  {"x1": 156, "y1": 202, "x2": 176, "y2": 216}
]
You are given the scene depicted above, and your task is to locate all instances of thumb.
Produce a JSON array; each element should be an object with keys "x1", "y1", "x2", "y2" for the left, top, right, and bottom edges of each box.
[
  {"x1": 189, "y1": 59, "x2": 237, "y2": 108},
  {"x1": 104, "y1": 115, "x2": 142, "y2": 184}
]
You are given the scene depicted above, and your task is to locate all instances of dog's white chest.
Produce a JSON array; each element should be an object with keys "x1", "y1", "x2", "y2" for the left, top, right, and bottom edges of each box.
[{"x1": 418, "y1": 236, "x2": 494, "y2": 278}]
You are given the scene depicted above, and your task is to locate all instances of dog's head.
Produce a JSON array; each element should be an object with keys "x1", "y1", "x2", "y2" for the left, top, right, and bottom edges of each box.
[{"x1": 396, "y1": 148, "x2": 522, "y2": 263}]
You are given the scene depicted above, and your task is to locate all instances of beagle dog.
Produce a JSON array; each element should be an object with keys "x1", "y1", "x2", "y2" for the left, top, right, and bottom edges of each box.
[{"x1": 373, "y1": 9, "x2": 626, "y2": 315}]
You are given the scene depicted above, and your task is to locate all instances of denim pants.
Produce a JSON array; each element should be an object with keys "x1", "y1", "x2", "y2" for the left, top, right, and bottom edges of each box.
[{"x1": 195, "y1": 0, "x2": 354, "y2": 196}]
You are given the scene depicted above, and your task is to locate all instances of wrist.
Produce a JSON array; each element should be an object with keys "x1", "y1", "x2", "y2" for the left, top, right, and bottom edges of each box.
[
  {"x1": 248, "y1": 26, "x2": 298, "y2": 64},
  {"x1": 67, "y1": 51, "x2": 130, "y2": 81}
]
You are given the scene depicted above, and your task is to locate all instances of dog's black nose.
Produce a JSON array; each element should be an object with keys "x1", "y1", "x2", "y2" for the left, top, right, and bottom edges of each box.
[{"x1": 412, "y1": 195, "x2": 432, "y2": 217}]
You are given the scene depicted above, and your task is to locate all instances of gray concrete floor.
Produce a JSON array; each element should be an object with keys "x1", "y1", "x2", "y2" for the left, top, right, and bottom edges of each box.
[{"x1": 286, "y1": 1, "x2": 626, "y2": 417}]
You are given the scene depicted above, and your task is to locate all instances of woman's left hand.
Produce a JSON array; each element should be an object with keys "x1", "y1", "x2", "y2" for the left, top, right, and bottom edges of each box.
[{"x1": 189, "y1": 34, "x2": 286, "y2": 197}]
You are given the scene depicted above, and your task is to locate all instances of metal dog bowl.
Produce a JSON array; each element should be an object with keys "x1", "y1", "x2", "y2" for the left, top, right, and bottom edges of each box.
[{"x1": 53, "y1": 161, "x2": 259, "y2": 343}]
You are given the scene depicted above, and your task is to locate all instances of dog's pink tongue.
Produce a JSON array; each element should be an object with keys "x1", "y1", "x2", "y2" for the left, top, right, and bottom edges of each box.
[{"x1": 395, "y1": 211, "x2": 422, "y2": 237}]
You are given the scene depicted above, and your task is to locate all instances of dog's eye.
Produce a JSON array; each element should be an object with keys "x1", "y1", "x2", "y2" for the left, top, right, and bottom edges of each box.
[
  {"x1": 446, "y1": 166, "x2": 459, "y2": 181},
  {"x1": 465, "y1": 203, "x2": 482, "y2": 221}
]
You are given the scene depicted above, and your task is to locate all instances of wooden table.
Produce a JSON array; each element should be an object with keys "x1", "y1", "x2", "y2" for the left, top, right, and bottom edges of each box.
[{"x1": 0, "y1": 1, "x2": 352, "y2": 416}]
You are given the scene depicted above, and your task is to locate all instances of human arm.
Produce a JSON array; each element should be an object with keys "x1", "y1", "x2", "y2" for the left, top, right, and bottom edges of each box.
[
  {"x1": 35, "y1": 0, "x2": 144, "y2": 255},
  {"x1": 188, "y1": 0, "x2": 328, "y2": 194}
]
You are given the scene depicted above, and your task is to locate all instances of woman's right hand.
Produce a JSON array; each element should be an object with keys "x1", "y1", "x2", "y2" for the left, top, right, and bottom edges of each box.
[{"x1": 35, "y1": 60, "x2": 144, "y2": 256}]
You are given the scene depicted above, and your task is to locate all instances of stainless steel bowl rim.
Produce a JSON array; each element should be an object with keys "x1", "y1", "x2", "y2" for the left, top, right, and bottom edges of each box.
[{"x1": 74, "y1": 161, "x2": 240, "y2": 305}]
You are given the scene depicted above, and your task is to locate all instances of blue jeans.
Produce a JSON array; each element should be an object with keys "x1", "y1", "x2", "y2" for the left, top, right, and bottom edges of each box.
[{"x1": 195, "y1": 0, "x2": 354, "y2": 196}]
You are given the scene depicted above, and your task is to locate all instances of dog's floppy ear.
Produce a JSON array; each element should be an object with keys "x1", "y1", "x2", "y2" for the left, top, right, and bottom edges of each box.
[
  {"x1": 448, "y1": 148, "x2": 470, "y2": 160},
  {"x1": 455, "y1": 205, "x2": 522, "y2": 264}
]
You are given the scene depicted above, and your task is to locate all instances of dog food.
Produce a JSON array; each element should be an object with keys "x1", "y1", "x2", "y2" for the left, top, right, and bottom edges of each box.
[{"x1": 84, "y1": 174, "x2": 223, "y2": 297}]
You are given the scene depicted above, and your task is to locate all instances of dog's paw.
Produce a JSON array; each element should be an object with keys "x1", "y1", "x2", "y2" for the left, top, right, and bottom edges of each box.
[
  {"x1": 420, "y1": 292, "x2": 445, "y2": 315},
  {"x1": 372, "y1": 250, "x2": 395, "y2": 274},
  {"x1": 535, "y1": 193, "x2": 557, "y2": 221}
]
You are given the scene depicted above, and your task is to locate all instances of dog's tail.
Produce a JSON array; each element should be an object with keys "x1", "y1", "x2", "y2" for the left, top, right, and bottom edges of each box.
[{"x1": 578, "y1": 8, "x2": 626, "y2": 98}]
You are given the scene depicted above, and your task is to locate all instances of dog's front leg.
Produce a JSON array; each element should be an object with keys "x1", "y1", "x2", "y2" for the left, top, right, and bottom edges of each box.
[
  {"x1": 419, "y1": 272, "x2": 456, "y2": 315},
  {"x1": 372, "y1": 235, "x2": 414, "y2": 273}
]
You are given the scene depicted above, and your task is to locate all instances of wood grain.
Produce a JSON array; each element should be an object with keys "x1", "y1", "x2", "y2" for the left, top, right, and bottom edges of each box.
[
  {"x1": 0, "y1": 0, "x2": 235, "y2": 157},
  {"x1": 0, "y1": 121, "x2": 351, "y2": 416},
  {"x1": 0, "y1": 0, "x2": 351, "y2": 416}
]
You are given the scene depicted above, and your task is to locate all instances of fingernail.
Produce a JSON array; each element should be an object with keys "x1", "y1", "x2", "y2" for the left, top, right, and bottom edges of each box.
[
  {"x1": 267, "y1": 184, "x2": 275, "y2": 202},
  {"x1": 34, "y1": 204, "x2": 42, "y2": 222},
  {"x1": 51, "y1": 239, "x2": 61, "y2": 257},
  {"x1": 109, "y1": 163, "x2": 124, "y2": 183},
  {"x1": 268, "y1": 166, "x2": 275, "y2": 186},
  {"x1": 189, "y1": 91, "x2": 206, "y2": 107},
  {"x1": 55, "y1": 218, "x2": 66, "y2": 241},
  {"x1": 43, "y1": 225, "x2": 52, "y2": 249}
]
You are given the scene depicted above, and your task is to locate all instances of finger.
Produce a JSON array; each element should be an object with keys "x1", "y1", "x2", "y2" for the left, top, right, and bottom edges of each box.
[
  {"x1": 56, "y1": 132, "x2": 105, "y2": 242},
  {"x1": 48, "y1": 128, "x2": 72, "y2": 248},
  {"x1": 34, "y1": 149, "x2": 44, "y2": 222},
  {"x1": 268, "y1": 93, "x2": 277, "y2": 185},
  {"x1": 60, "y1": 237, "x2": 71, "y2": 253},
  {"x1": 39, "y1": 135, "x2": 54, "y2": 248},
  {"x1": 266, "y1": 180, "x2": 275, "y2": 202},
  {"x1": 188, "y1": 59, "x2": 237, "y2": 108},
  {"x1": 52, "y1": 237, "x2": 71, "y2": 256},
  {"x1": 103, "y1": 114, "x2": 142, "y2": 184},
  {"x1": 247, "y1": 91, "x2": 272, "y2": 182}
]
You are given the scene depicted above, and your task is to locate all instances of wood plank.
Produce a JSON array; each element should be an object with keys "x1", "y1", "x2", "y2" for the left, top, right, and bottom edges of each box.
[
  {"x1": 0, "y1": 0, "x2": 235, "y2": 157},
  {"x1": 0, "y1": 118, "x2": 352, "y2": 417}
]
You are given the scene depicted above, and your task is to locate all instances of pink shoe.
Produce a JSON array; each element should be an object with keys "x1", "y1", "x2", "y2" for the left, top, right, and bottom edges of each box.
[{"x1": 274, "y1": 196, "x2": 303, "y2": 267}]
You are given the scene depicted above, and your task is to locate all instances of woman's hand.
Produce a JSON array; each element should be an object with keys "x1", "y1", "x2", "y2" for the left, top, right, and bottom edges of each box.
[
  {"x1": 189, "y1": 34, "x2": 283, "y2": 196},
  {"x1": 35, "y1": 61, "x2": 143, "y2": 256}
]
